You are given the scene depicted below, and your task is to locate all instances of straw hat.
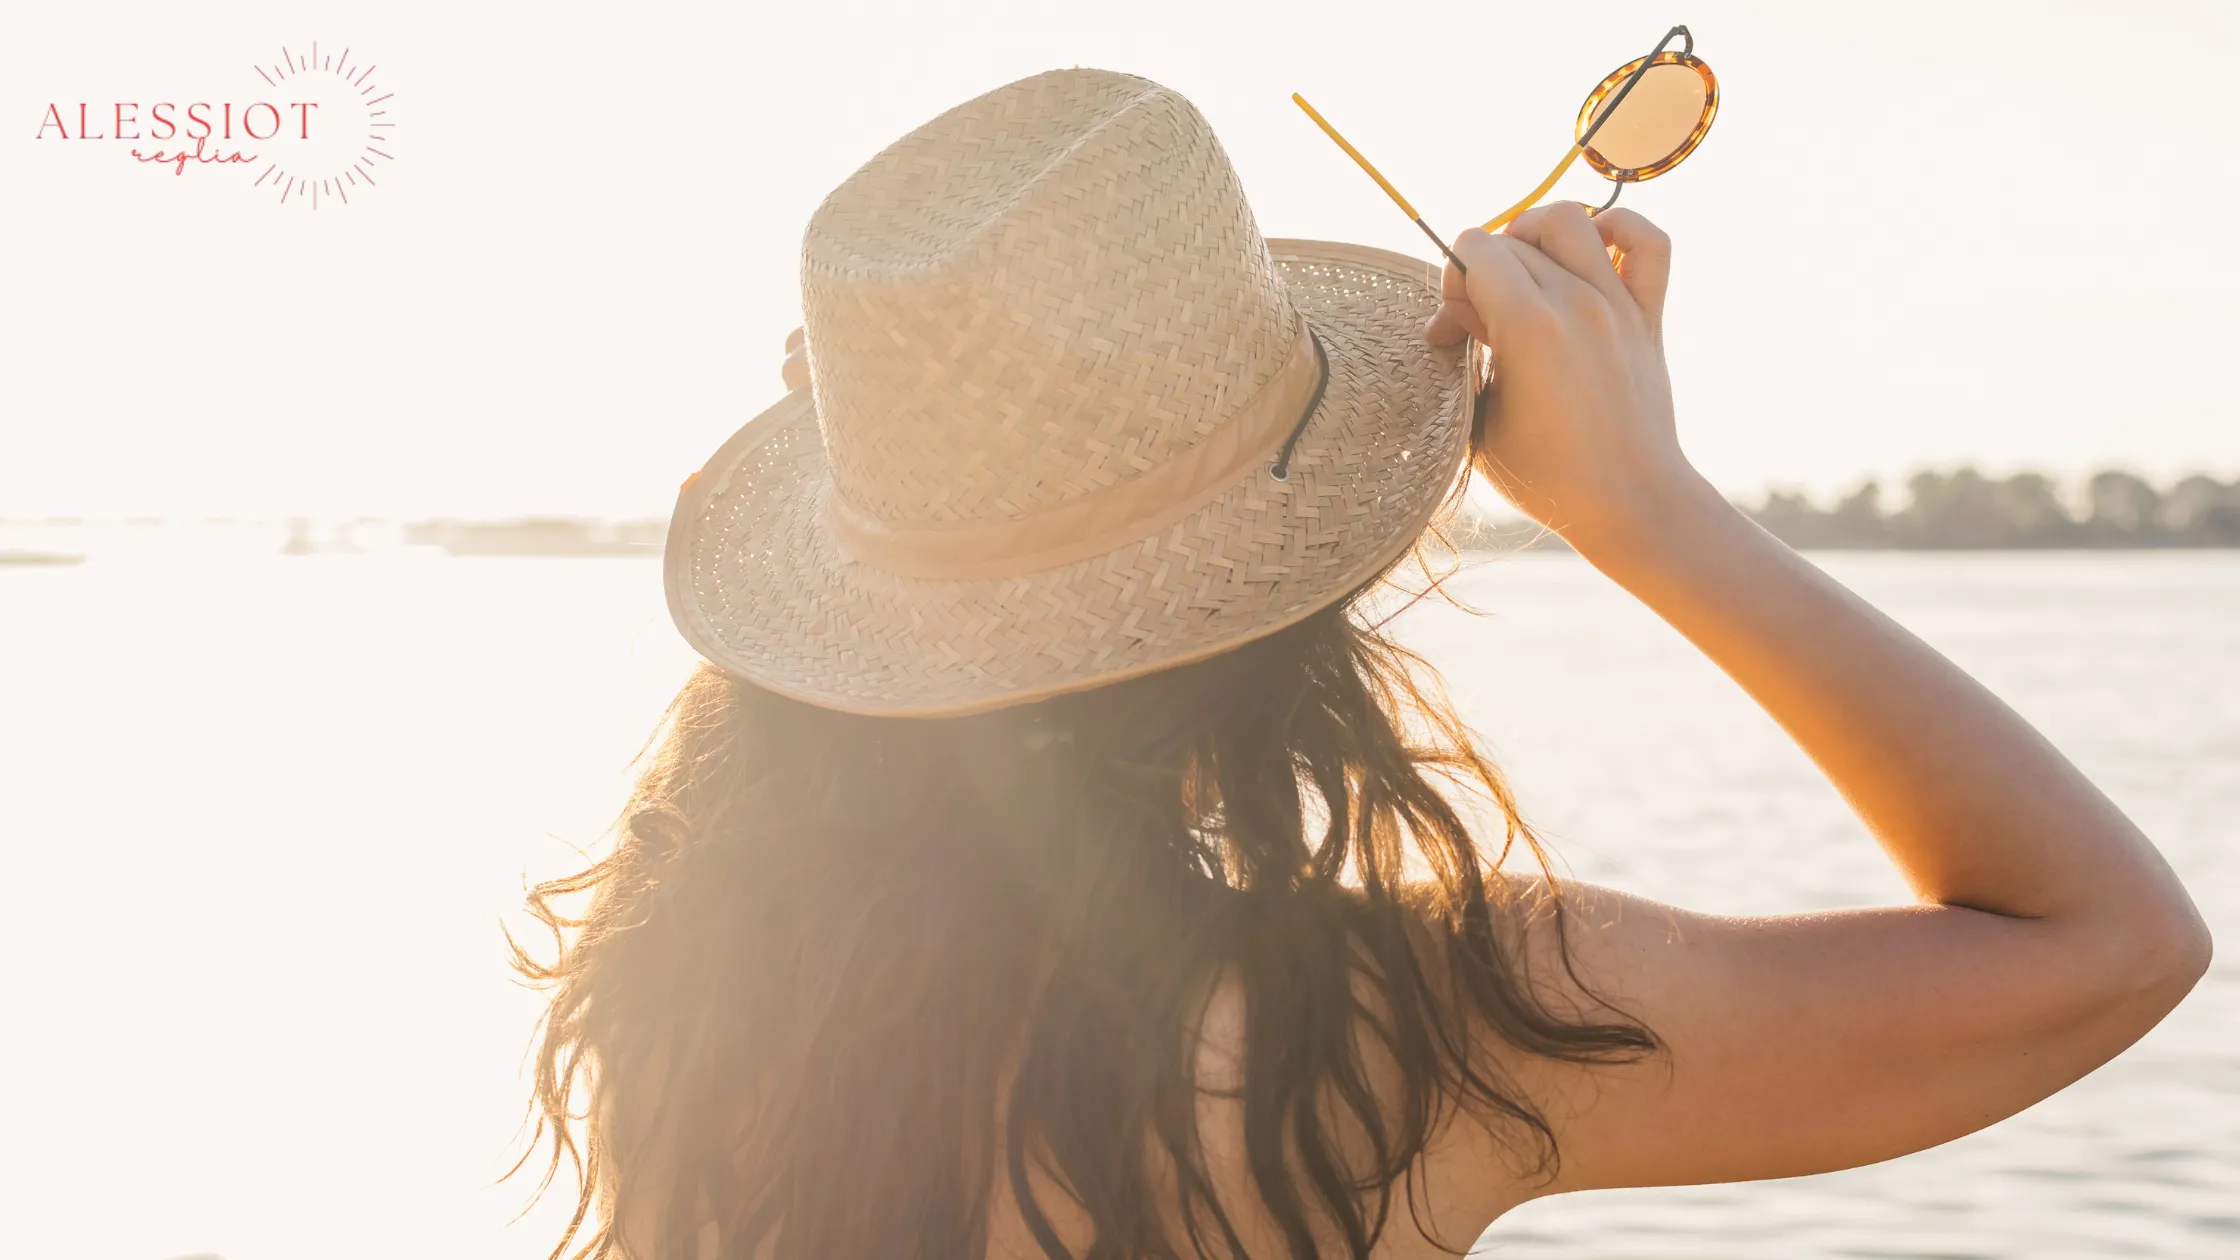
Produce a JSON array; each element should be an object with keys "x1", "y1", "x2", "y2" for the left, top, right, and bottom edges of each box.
[{"x1": 665, "y1": 67, "x2": 1480, "y2": 717}]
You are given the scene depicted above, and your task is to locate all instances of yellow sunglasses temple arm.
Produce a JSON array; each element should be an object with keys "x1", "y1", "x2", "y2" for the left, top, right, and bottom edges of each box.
[
  {"x1": 1291, "y1": 94, "x2": 1419, "y2": 217},
  {"x1": 1482, "y1": 144, "x2": 1586, "y2": 232},
  {"x1": 1290, "y1": 93, "x2": 1468, "y2": 274}
]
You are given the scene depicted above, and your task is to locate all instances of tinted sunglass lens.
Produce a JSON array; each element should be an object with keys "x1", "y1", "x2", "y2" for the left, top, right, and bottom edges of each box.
[{"x1": 1580, "y1": 60, "x2": 1713, "y2": 174}]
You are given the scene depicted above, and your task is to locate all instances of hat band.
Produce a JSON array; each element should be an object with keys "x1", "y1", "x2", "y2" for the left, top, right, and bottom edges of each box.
[{"x1": 827, "y1": 315, "x2": 1327, "y2": 581}]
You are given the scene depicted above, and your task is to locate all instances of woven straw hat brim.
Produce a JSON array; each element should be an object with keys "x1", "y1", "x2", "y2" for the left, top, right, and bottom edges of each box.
[{"x1": 666, "y1": 240, "x2": 1474, "y2": 717}]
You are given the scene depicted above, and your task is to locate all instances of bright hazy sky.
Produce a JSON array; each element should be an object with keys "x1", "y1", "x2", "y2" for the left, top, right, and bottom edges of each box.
[{"x1": 4, "y1": 0, "x2": 2234, "y2": 518}]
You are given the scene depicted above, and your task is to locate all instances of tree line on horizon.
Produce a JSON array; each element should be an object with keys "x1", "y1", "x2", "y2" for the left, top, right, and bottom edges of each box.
[
  {"x1": 1457, "y1": 467, "x2": 2240, "y2": 550},
  {"x1": 10, "y1": 468, "x2": 2238, "y2": 554},
  {"x1": 1751, "y1": 468, "x2": 2240, "y2": 549}
]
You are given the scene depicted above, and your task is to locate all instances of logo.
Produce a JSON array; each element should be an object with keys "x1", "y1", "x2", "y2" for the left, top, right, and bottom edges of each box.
[{"x1": 33, "y1": 42, "x2": 396, "y2": 208}]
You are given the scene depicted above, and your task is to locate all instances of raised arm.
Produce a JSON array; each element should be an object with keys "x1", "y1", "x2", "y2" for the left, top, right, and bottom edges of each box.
[{"x1": 1420, "y1": 205, "x2": 2211, "y2": 1206}]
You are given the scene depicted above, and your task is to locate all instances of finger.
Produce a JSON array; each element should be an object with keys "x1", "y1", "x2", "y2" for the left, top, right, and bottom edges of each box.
[
  {"x1": 1450, "y1": 228, "x2": 1552, "y2": 351},
  {"x1": 1424, "y1": 299, "x2": 1482, "y2": 346},
  {"x1": 784, "y1": 325, "x2": 805, "y2": 353},
  {"x1": 1504, "y1": 201, "x2": 1630, "y2": 307},
  {"x1": 1480, "y1": 227, "x2": 1608, "y2": 328},
  {"x1": 782, "y1": 349, "x2": 809, "y2": 392},
  {"x1": 1588, "y1": 207, "x2": 1671, "y2": 324},
  {"x1": 1424, "y1": 253, "x2": 1485, "y2": 346},
  {"x1": 1496, "y1": 230, "x2": 1594, "y2": 301}
]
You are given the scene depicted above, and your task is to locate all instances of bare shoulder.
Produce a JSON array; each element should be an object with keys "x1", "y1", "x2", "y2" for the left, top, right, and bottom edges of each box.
[
  {"x1": 1191, "y1": 879, "x2": 1668, "y2": 1251},
  {"x1": 1372, "y1": 874, "x2": 1672, "y2": 1235},
  {"x1": 1177, "y1": 923, "x2": 1577, "y2": 1258}
]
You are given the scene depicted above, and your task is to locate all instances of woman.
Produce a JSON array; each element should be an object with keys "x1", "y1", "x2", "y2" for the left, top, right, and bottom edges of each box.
[{"x1": 514, "y1": 69, "x2": 2209, "y2": 1259}]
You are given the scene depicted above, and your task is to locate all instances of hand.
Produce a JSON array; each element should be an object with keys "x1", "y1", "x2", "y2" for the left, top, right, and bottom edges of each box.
[
  {"x1": 1423, "y1": 203, "x2": 1709, "y2": 550},
  {"x1": 782, "y1": 326, "x2": 809, "y2": 393}
]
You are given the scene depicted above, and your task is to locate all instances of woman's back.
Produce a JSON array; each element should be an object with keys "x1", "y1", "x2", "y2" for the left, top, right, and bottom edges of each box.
[{"x1": 520, "y1": 613, "x2": 1656, "y2": 1259}]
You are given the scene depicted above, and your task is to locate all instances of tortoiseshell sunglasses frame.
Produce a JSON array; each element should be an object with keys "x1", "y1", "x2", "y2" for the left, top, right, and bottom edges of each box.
[{"x1": 1575, "y1": 38, "x2": 1720, "y2": 210}]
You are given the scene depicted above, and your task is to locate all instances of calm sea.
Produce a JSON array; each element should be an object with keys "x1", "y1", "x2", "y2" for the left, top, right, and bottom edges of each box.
[{"x1": 1, "y1": 550, "x2": 2232, "y2": 1260}]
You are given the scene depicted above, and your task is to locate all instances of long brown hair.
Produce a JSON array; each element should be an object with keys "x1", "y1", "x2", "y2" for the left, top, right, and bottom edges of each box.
[{"x1": 510, "y1": 560, "x2": 1656, "y2": 1259}]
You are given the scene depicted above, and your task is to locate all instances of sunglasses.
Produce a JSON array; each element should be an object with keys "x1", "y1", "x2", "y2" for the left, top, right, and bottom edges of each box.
[{"x1": 1294, "y1": 25, "x2": 1718, "y2": 276}]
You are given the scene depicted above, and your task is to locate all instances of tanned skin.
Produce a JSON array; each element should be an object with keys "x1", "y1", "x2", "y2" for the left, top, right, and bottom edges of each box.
[
  {"x1": 1392, "y1": 203, "x2": 2210, "y2": 1242},
  {"x1": 766, "y1": 205, "x2": 2209, "y2": 1254}
]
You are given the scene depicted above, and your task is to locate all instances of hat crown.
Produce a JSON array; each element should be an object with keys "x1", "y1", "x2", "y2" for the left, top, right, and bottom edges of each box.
[{"x1": 799, "y1": 69, "x2": 1302, "y2": 530}]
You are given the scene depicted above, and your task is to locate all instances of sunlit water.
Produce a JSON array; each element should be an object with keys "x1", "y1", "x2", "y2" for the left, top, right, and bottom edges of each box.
[{"x1": 1, "y1": 551, "x2": 2232, "y2": 1260}]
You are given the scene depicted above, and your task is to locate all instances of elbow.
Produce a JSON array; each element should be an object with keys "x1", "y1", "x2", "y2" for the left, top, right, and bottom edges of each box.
[
  {"x1": 2047, "y1": 858, "x2": 2216, "y2": 1028},
  {"x1": 2109, "y1": 896, "x2": 2213, "y2": 1017},
  {"x1": 2162, "y1": 908, "x2": 2214, "y2": 996}
]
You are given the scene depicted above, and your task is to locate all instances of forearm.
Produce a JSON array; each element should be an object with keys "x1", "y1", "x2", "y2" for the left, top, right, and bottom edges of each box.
[{"x1": 1567, "y1": 474, "x2": 2199, "y2": 939}]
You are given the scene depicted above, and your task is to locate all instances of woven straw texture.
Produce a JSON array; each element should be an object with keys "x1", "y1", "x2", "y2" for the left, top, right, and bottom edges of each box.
[{"x1": 665, "y1": 68, "x2": 1474, "y2": 716}]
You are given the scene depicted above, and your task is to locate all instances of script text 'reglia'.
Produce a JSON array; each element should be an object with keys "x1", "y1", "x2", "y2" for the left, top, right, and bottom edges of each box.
[{"x1": 35, "y1": 102, "x2": 320, "y2": 142}]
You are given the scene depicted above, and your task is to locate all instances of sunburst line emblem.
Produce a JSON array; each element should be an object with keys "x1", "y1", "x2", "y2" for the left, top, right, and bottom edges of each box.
[{"x1": 246, "y1": 41, "x2": 394, "y2": 209}]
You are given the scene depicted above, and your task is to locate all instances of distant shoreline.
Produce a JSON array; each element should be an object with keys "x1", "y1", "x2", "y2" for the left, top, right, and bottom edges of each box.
[
  {"x1": 1461, "y1": 466, "x2": 2240, "y2": 553},
  {"x1": 8, "y1": 466, "x2": 2237, "y2": 556}
]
